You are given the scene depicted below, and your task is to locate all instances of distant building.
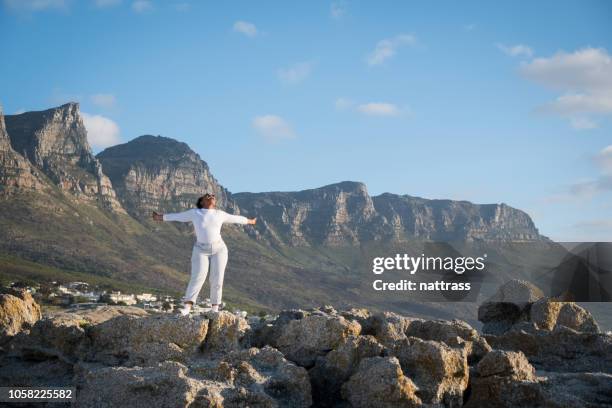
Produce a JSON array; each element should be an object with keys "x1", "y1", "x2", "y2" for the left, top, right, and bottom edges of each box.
[
  {"x1": 136, "y1": 293, "x2": 157, "y2": 302},
  {"x1": 107, "y1": 291, "x2": 137, "y2": 305}
]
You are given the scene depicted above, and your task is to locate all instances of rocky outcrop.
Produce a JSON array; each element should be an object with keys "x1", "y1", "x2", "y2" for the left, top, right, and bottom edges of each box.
[
  {"x1": 4, "y1": 103, "x2": 124, "y2": 212},
  {"x1": 0, "y1": 107, "x2": 42, "y2": 191},
  {"x1": 0, "y1": 287, "x2": 41, "y2": 346},
  {"x1": 1, "y1": 293, "x2": 611, "y2": 407},
  {"x1": 234, "y1": 182, "x2": 544, "y2": 246},
  {"x1": 96, "y1": 135, "x2": 237, "y2": 218}
]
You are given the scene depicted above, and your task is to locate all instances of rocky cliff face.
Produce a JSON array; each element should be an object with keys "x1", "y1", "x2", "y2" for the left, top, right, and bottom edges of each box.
[
  {"x1": 96, "y1": 135, "x2": 237, "y2": 218},
  {"x1": 0, "y1": 107, "x2": 43, "y2": 191},
  {"x1": 372, "y1": 193, "x2": 541, "y2": 242},
  {"x1": 234, "y1": 182, "x2": 543, "y2": 246},
  {"x1": 4, "y1": 103, "x2": 124, "y2": 212}
]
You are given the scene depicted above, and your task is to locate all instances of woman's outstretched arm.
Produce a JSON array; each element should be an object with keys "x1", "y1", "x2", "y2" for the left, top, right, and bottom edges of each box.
[
  {"x1": 152, "y1": 209, "x2": 195, "y2": 223},
  {"x1": 222, "y1": 211, "x2": 257, "y2": 225}
]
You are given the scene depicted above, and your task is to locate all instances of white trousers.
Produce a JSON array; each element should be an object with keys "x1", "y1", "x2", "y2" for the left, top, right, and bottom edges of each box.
[{"x1": 182, "y1": 240, "x2": 228, "y2": 305}]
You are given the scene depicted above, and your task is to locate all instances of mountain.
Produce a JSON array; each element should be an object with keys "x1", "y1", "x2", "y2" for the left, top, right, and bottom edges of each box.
[
  {"x1": 233, "y1": 182, "x2": 543, "y2": 246},
  {"x1": 0, "y1": 107, "x2": 42, "y2": 191},
  {"x1": 1, "y1": 102, "x2": 567, "y2": 326},
  {"x1": 4, "y1": 103, "x2": 123, "y2": 212},
  {"x1": 96, "y1": 135, "x2": 236, "y2": 219}
]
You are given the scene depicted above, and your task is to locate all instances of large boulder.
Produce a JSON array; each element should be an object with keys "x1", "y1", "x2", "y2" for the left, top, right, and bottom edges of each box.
[
  {"x1": 0, "y1": 287, "x2": 42, "y2": 345},
  {"x1": 87, "y1": 313, "x2": 209, "y2": 366},
  {"x1": 530, "y1": 299, "x2": 600, "y2": 333},
  {"x1": 365, "y1": 311, "x2": 416, "y2": 348},
  {"x1": 201, "y1": 311, "x2": 251, "y2": 354},
  {"x1": 466, "y1": 350, "x2": 542, "y2": 408},
  {"x1": 476, "y1": 350, "x2": 536, "y2": 381},
  {"x1": 309, "y1": 334, "x2": 386, "y2": 406},
  {"x1": 75, "y1": 360, "x2": 217, "y2": 408},
  {"x1": 478, "y1": 280, "x2": 544, "y2": 335},
  {"x1": 217, "y1": 345, "x2": 312, "y2": 407},
  {"x1": 341, "y1": 356, "x2": 421, "y2": 408},
  {"x1": 272, "y1": 314, "x2": 361, "y2": 367},
  {"x1": 392, "y1": 337, "x2": 469, "y2": 406},
  {"x1": 405, "y1": 318, "x2": 491, "y2": 364}
]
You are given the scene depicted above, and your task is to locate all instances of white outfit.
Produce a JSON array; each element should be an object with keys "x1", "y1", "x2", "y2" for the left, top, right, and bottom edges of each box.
[{"x1": 163, "y1": 208, "x2": 249, "y2": 305}]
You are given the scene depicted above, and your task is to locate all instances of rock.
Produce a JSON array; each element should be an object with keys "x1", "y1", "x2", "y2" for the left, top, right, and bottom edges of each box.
[
  {"x1": 367, "y1": 310, "x2": 416, "y2": 348},
  {"x1": 392, "y1": 337, "x2": 469, "y2": 406},
  {"x1": 0, "y1": 287, "x2": 42, "y2": 345},
  {"x1": 309, "y1": 335, "x2": 386, "y2": 406},
  {"x1": 272, "y1": 313, "x2": 361, "y2": 367},
  {"x1": 529, "y1": 298, "x2": 563, "y2": 331},
  {"x1": 341, "y1": 356, "x2": 422, "y2": 408},
  {"x1": 220, "y1": 345, "x2": 312, "y2": 407},
  {"x1": 405, "y1": 318, "x2": 492, "y2": 363},
  {"x1": 0, "y1": 356, "x2": 74, "y2": 388},
  {"x1": 541, "y1": 371, "x2": 612, "y2": 407},
  {"x1": 476, "y1": 350, "x2": 536, "y2": 381},
  {"x1": 10, "y1": 313, "x2": 87, "y2": 363},
  {"x1": 88, "y1": 313, "x2": 209, "y2": 366},
  {"x1": 487, "y1": 325, "x2": 612, "y2": 373},
  {"x1": 531, "y1": 299, "x2": 600, "y2": 333},
  {"x1": 478, "y1": 280, "x2": 545, "y2": 335},
  {"x1": 556, "y1": 302, "x2": 600, "y2": 333},
  {"x1": 201, "y1": 310, "x2": 250, "y2": 354},
  {"x1": 466, "y1": 350, "x2": 541, "y2": 408},
  {"x1": 75, "y1": 360, "x2": 214, "y2": 408},
  {"x1": 478, "y1": 301, "x2": 525, "y2": 335},
  {"x1": 485, "y1": 280, "x2": 545, "y2": 307}
]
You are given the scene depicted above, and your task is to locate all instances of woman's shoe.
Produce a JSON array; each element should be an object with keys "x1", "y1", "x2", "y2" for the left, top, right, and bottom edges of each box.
[{"x1": 178, "y1": 304, "x2": 192, "y2": 316}]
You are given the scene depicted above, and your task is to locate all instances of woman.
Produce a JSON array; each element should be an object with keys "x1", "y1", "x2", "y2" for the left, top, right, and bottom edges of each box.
[{"x1": 152, "y1": 193, "x2": 256, "y2": 316}]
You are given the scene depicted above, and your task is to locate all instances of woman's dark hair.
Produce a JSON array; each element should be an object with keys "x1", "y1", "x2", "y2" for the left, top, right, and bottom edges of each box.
[{"x1": 196, "y1": 193, "x2": 215, "y2": 208}]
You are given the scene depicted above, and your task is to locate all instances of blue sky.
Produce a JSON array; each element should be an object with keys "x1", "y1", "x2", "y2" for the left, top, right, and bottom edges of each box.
[{"x1": 1, "y1": 0, "x2": 611, "y2": 241}]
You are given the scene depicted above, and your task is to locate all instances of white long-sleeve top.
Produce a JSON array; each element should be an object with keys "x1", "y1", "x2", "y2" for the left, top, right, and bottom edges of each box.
[{"x1": 163, "y1": 208, "x2": 249, "y2": 243}]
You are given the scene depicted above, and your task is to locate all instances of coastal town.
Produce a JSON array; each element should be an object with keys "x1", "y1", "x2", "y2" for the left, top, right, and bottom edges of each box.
[{"x1": 3, "y1": 280, "x2": 276, "y2": 325}]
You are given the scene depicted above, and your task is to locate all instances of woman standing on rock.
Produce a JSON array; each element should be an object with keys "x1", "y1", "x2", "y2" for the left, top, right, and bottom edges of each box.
[{"x1": 152, "y1": 193, "x2": 256, "y2": 316}]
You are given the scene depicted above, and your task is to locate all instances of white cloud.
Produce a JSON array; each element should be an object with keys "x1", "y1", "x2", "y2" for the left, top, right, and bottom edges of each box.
[
  {"x1": 335, "y1": 97, "x2": 354, "y2": 110},
  {"x1": 131, "y1": 0, "x2": 151, "y2": 13},
  {"x1": 3, "y1": 0, "x2": 67, "y2": 11},
  {"x1": 82, "y1": 113, "x2": 121, "y2": 149},
  {"x1": 278, "y1": 62, "x2": 313, "y2": 84},
  {"x1": 519, "y1": 47, "x2": 612, "y2": 129},
  {"x1": 520, "y1": 47, "x2": 612, "y2": 92},
  {"x1": 366, "y1": 34, "x2": 417, "y2": 66},
  {"x1": 233, "y1": 21, "x2": 258, "y2": 37},
  {"x1": 357, "y1": 102, "x2": 401, "y2": 116},
  {"x1": 94, "y1": 0, "x2": 121, "y2": 7},
  {"x1": 252, "y1": 115, "x2": 296, "y2": 142},
  {"x1": 330, "y1": 1, "x2": 347, "y2": 19},
  {"x1": 90, "y1": 93, "x2": 116, "y2": 109},
  {"x1": 497, "y1": 43, "x2": 533, "y2": 58}
]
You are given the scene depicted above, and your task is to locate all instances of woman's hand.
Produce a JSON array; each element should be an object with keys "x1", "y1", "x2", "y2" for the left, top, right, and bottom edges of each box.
[
  {"x1": 152, "y1": 211, "x2": 164, "y2": 222},
  {"x1": 247, "y1": 217, "x2": 257, "y2": 225}
]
